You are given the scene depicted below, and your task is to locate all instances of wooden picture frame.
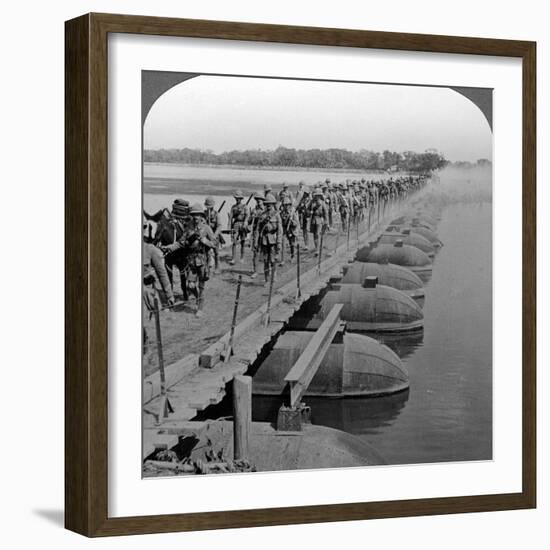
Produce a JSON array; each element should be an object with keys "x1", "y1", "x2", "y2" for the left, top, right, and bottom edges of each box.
[{"x1": 65, "y1": 12, "x2": 536, "y2": 537}]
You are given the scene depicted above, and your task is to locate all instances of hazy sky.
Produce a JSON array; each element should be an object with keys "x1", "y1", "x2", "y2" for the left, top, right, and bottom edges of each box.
[{"x1": 144, "y1": 75, "x2": 492, "y2": 162}]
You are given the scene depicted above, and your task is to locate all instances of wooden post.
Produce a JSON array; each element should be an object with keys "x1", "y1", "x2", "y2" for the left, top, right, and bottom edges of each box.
[
  {"x1": 224, "y1": 275, "x2": 242, "y2": 362},
  {"x1": 233, "y1": 375, "x2": 252, "y2": 461},
  {"x1": 263, "y1": 262, "x2": 276, "y2": 327},
  {"x1": 296, "y1": 244, "x2": 301, "y2": 300},
  {"x1": 279, "y1": 235, "x2": 285, "y2": 265},
  {"x1": 334, "y1": 219, "x2": 341, "y2": 254},
  {"x1": 153, "y1": 295, "x2": 165, "y2": 391},
  {"x1": 317, "y1": 226, "x2": 325, "y2": 274},
  {"x1": 153, "y1": 294, "x2": 173, "y2": 424}
]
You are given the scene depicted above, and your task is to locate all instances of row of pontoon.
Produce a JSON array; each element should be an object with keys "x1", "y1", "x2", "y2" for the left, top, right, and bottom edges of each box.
[{"x1": 252, "y1": 207, "x2": 444, "y2": 399}]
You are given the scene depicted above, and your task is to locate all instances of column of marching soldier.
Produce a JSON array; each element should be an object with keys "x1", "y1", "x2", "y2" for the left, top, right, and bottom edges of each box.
[{"x1": 143, "y1": 175, "x2": 428, "y2": 317}]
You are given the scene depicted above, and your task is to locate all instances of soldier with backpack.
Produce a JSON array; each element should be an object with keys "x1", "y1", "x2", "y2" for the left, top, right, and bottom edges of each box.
[
  {"x1": 162, "y1": 203, "x2": 216, "y2": 317},
  {"x1": 248, "y1": 192, "x2": 265, "y2": 278},
  {"x1": 229, "y1": 190, "x2": 249, "y2": 265},
  {"x1": 204, "y1": 196, "x2": 222, "y2": 272},
  {"x1": 296, "y1": 187, "x2": 311, "y2": 248},
  {"x1": 279, "y1": 196, "x2": 300, "y2": 262},
  {"x1": 257, "y1": 196, "x2": 282, "y2": 285},
  {"x1": 309, "y1": 189, "x2": 329, "y2": 256}
]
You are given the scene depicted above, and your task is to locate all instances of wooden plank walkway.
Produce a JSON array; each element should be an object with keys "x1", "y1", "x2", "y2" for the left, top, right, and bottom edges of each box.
[{"x1": 142, "y1": 195, "x2": 423, "y2": 458}]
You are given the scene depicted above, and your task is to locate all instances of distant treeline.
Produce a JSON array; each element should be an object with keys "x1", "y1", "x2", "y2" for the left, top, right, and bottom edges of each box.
[
  {"x1": 449, "y1": 159, "x2": 492, "y2": 169},
  {"x1": 143, "y1": 146, "x2": 450, "y2": 172}
]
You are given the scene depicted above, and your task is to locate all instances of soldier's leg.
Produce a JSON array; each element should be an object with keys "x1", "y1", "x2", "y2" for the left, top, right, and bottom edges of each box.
[
  {"x1": 312, "y1": 226, "x2": 319, "y2": 255},
  {"x1": 164, "y1": 255, "x2": 181, "y2": 300},
  {"x1": 269, "y1": 247, "x2": 277, "y2": 282},
  {"x1": 214, "y1": 246, "x2": 219, "y2": 272},
  {"x1": 251, "y1": 247, "x2": 258, "y2": 278},
  {"x1": 164, "y1": 256, "x2": 174, "y2": 288},
  {"x1": 195, "y1": 282, "x2": 205, "y2": 317},
  {"x1": 181, "y1": 270, "x2": 189, "y2": 301},
  {"x1": 230, "y1": 235, "x2": 236, "y2": 265},
  {"x1": 175, "y1": 262, "x2": 189, "y2": 302},
  {"x1": 196, "y1": 264, "x2": 210, "y2": 316},
  {"x1": 301, "y1": 220, "x2": 309, "y2": 247},
  {"x1": 240, "y1": 233, "x2": 245, "y2": 262},
  {"x1": 289, "y1": 236, "x2": 295, "y2": 259},
  {"x1": 207, "y1": 249, "x2": 215, "y2": 275},
  {"x1": 186, "y1": 267, "x2": 198, "y2": 302},
  {"x1": 196, "y1": 276, "x2": 205, "y2": 317}
]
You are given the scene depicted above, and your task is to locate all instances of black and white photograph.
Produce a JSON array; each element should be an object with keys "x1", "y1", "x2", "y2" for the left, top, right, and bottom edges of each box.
[
  {"x1": 141, "y1": 72, "x2": 493, "y2": 477},
  {"x1": 1, "y1": 0, "x2": 543, "y2": 544}
]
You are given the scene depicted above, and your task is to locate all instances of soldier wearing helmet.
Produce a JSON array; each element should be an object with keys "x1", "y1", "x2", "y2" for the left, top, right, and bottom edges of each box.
[
  {"x1": 248, "y1": 192, "x2": 265, "y2": 278},
  {"x1": 295, "y1": 180, "x2": 306, "y2": 205},
  {"x1": 359, "y1": 182, "x2": 368, "y2": 217},
  {"x1": 162, "y1": 203, "x2": 216, "y2": 317},
  {"x1": 257, "y1": 195, "x2": 282, "y2": 285},
  {"x1": 170, "y1": 198, "x2": 191, "y2": 228},
  {"x1": 308, "y1": 189, "x2": 329, "y2": 255},
  {"x1": 263, "y1": 184, "x2": 277, "y2": 205},
  {"x1": 322, "y1": 182, "x2": 334, "y2": 228},
  {"x1": 263, "y1": 184, "x2": 278, "y2": 210},
  {"x1": 163, "y1": 199, "x2": 192, "y2": 252},
  {"x1": 279, "y1": 196, "x2": 300, "y2": 262},
  {"x1": 296, "y1": 187, "x2": 311, "y2": 248},
  {"x1": 368, "y1": 181, "x2": 378, "y2": 207},
  {"x1": 380, "y1": 180, "x2": 390, "y2": 202},
  {"x1": 335, "y1": 184, "x2": 350, "y2": 231},
  {"x1": 204, "y1": 196, "x2": 222, "y2": 272},
  {"x1": 350, "y1": 185, "x2": 362, "y2": 225},
  {"x1": 388, "y1": 177, "x2": 396, "y2": 200},
  {"x1": 229, "y1": 190, "x2": 249, "y2": 265},
  {"x1": 278, "y1": 182, "x2": 292, "y2": 204}
]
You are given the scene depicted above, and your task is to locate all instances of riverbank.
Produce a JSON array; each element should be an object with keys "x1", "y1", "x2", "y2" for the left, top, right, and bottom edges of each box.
[
  {"x1": 145, "y1": 161, "x2": 391, "y2": 174},
  {"x1": 143, "y1": 162, "x2": 406, "y2": 196}
]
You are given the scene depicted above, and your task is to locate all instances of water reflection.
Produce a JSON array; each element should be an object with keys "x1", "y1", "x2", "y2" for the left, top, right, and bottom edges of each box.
[
  {"x1": 252, "y1": 390, "x2": 410, "y2": 435},
  {"x1": 417, "y1": 271, "x2": 432, "y2": 284},
  {"x1": 375, "y1": 330, "x2": 424, "y2": 360}
]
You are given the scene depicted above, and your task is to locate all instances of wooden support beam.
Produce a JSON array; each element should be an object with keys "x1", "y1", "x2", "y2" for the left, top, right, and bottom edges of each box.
[
  {"x1": 233, "y1": 375, "x2": 252, "y2": 461},
  {"x1": 284, "y1": 303, "x2": 344, "y2": 408},
  {"x1": 223, "y1": 274, "x2": 243, "y2": 362}
]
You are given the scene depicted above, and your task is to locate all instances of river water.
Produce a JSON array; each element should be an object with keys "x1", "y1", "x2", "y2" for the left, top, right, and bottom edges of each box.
[
  {"x1": 144, "y1": 162, "x2": 383, "y2": 187},
  {"x1": 146, "y1": 163, "x2": 493, "y2": 466},
  {"x1": 254, "y1": 199, "x2": 493, "y2": 465}
]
